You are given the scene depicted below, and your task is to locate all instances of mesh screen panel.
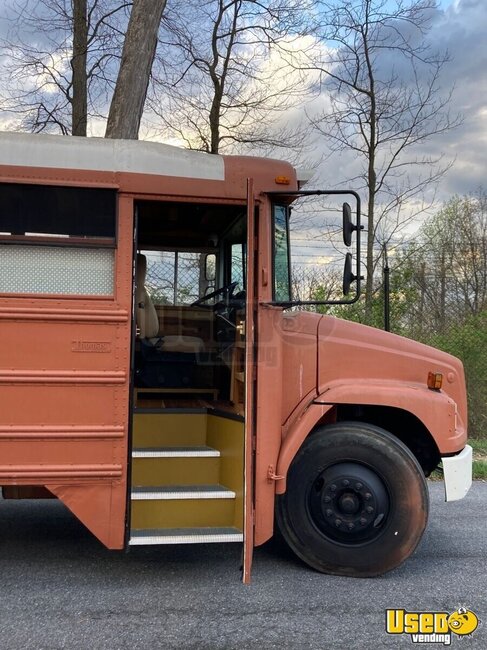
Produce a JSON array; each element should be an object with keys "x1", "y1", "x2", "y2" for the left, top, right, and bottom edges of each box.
[{"x1": 0, "y1": 245, "x2": 114, "y2": 295}]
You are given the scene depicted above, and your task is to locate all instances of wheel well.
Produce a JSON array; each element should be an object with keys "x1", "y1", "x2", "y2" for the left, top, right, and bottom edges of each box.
[{"x1": 333, "y1": 404, "x2": 441, "y2": 476}]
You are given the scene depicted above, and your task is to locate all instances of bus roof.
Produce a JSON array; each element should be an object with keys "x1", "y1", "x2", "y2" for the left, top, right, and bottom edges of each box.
[{"x1": 0, "y1": 131, "x2": 225, "y2": 181}]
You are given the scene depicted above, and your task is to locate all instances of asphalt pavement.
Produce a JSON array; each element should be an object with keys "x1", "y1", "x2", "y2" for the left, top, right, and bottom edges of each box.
[{"x1": 0, "y1": 482, "x2": 486, "y2": 649}]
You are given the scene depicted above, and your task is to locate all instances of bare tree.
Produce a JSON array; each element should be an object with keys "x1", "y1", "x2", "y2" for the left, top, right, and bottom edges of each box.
[
  {"x1": 148, "y1": 0, "x2": 313, "y2": 155},
  {"x1": 303, "y1": 0, "x2": 459, "y2": 322},
  {"x1": 0, "y1": 0, "x2": 131, "y2": 135},
  {"x1": 1, "y1": 0, "x2": 169, "y2": 140},
  {"x1": 105, "y1": 0, "x2": 167, "y2": 139}
]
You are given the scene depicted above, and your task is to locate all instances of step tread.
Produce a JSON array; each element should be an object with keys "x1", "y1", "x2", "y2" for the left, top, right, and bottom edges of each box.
[
  {"x1": 132, "y1": 446, "x2": 220, "y2": 458},
  {"x1": 131, "y1": 484, "x2": 236, "y2": 500},
  {"x1": 129, "y1": 527, "x2": 243, "y2": 545}
]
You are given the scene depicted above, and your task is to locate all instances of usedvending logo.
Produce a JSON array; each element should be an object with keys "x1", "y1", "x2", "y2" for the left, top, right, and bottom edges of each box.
[{"x1": 386, "y1": 607, "x2": 479, "y2": 645}]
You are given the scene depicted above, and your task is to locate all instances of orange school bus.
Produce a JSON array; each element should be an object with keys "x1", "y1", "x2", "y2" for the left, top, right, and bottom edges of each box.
[{"x1": 0, "y1": 132, "x2": 472, "y2": 581}]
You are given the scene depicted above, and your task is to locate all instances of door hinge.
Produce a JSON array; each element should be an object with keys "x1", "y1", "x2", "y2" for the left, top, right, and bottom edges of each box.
[{"x1": 267, "y1": 465, "x2": 284, "y2": 483}]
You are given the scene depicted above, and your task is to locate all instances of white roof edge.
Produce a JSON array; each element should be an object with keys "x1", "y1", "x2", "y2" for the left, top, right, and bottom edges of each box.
[
  {"x1": 296, "y1": 168, "x2": 314, "y2": 189},
  {"x1": 0, "y1": 131, "x2": 225, "y2": 181}
]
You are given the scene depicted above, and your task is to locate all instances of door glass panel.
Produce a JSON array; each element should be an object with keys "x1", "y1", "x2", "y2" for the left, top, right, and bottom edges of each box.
[{"x1": 273, "y1": 204, "x2": 291, "y2": 302}]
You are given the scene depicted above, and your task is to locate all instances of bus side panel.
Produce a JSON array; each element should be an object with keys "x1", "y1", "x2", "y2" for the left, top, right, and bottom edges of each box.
[{"x1": 0, "y1": 195, "x2": 133, "y2": 549}]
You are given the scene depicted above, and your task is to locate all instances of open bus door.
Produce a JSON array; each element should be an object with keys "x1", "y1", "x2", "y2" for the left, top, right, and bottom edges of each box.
[{"x1": 243, "y1": 179, "x2": 256, "y2": 583}]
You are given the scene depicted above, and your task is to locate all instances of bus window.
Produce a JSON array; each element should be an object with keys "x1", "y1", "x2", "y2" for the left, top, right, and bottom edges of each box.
[
  {"x1": 0, "y1": 183, "x2": 116, "y2": 296},
  {"x1": 142, "y1": 250, "x2": 218, "y2": 306}
]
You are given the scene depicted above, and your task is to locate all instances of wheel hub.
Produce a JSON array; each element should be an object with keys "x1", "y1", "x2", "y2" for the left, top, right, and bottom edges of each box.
[
  {"x1": 309, "y1": 462, "x2": 390, "y2": 544},
  {"x1": 338, "y1": 492, "x2": 360, "y2": 514}
]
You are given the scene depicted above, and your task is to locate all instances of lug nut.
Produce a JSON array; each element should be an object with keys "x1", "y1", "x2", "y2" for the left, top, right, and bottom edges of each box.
[
  {"x1": 355, "y1": 482, "x2": 363, "y2": 490},
  {"x1": 366, "y1": 506, "x2": 374, "y2": 514},
  {"x1": 348, "y1": 523, "x2": 355, "y2": 531},
  {"x1": 342, "y1": 479, "x2": 350, "y2": 487},
  {"x1": 325, "y1": 509, "x2": 333, "y2": 517},
  {"x1": 364, "y1": 492, "x2": 372, "y2": 501},
  {"x1": 330, "y1": 484, "x2": 337, "y2": 492},
  {"x1": 335, "y1": 519, "x2": 342, "y2": 527},
  {"x1": 360, "y1": 517, "x2": 367, "y2": 526},
  {"x1": 323, "y1": 495, "x2": 331, "y2": 503}
]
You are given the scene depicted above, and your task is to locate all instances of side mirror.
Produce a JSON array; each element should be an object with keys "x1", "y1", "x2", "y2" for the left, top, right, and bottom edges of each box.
[
  {"x1": 343, "y1": 252, "x2": 357, "y2": 295},
  {"x1": 342, "y1": 202, "x2": 356, "y2": 247}
]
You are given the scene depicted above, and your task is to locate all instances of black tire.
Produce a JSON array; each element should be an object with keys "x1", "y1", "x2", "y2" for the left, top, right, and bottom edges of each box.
[{"x1": 275, "y1": 422, "x2": 429, "y2": 577}]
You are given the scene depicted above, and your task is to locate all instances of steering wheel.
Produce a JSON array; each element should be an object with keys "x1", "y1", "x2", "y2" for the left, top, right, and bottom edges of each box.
[{"x1": 191, "y1": 281, "x2": 238, "y2": 307}]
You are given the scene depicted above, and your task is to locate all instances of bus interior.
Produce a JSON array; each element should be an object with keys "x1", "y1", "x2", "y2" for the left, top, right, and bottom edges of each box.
[{"x1": 129, "y1": 199, "x2": 249, "y2": 545}]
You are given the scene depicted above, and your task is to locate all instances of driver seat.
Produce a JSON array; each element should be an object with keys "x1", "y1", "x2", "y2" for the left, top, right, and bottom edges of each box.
[{"x1": 136, "y1": 253, "x2": 205, "y2": 354}]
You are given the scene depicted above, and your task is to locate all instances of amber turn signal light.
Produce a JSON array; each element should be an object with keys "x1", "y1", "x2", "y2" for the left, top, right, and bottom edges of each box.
[
  {"x1": 427, "y1": 372, "x2": 443, "y2": 390},
  {"x1": 275, "y1": 175, "x2": 290, "y2": 185}
]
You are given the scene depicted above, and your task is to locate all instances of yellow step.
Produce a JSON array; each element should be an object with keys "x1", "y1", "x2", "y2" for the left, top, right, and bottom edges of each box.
[
  {"x1": 130, "y1": 485, "x2": 236, "y2": 529},
  {"x1": 131, "y1": 455, "x2": 220, "y2": 487},
  {"x1": 132, "y1": 413, "x2": 207, "y2": 448}
]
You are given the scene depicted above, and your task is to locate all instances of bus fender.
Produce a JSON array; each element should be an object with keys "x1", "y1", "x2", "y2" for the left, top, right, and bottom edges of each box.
[{"x1": 275, "y1": 382, "x2": 459, "y2": 494}]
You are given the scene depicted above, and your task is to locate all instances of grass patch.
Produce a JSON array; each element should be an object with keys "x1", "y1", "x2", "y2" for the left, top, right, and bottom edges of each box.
[
  {"x1": 471, "y1": 439, "x2": 487, "y2": 478},
  {"x1": 473, "y1": 460, "x2": 487, "y2": 480},
  {"x1": 470, "y1": 438, "x2": 487, "y2": 456}
]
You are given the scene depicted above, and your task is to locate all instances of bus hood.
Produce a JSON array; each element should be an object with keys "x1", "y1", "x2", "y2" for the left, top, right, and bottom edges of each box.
[{"x1": 316, "y1": 315, "x2": 468, "y2": 436}]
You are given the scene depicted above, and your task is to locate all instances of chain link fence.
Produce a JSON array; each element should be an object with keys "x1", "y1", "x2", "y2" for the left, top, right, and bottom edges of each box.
[
  {"x1": 337, "y1": 296, "x2": 487, "y2": 439},
  {"x1": 415, "y1": 313, "x2": 487, "y2": 439},
  {"x1": 289, "y1": 269, "x2": 487, "y2": 438},
  {"x1": 144, "y1": 251, "x2": 212, "y2": 305}
]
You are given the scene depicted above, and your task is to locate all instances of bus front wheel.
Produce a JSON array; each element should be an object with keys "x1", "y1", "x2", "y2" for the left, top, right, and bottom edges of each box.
[{"x1": 275, "y1": 422, "x2": 429, "y2": 577}]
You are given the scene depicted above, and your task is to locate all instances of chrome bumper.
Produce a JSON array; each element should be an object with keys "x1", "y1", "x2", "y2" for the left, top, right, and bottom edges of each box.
[{"x1": 442, "y1": 444, "x2": 472, "y2": 502}]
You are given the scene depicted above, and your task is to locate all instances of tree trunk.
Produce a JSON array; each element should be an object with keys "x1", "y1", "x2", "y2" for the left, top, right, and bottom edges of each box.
[
  {"x1": 72, "y1": 0, "x2": 88, "y2": 136},
  {"x1": 105, "y1": 0, "x2": 167, "y2": 139},
  {"x1": 209, "y1": 87, "x2": 222, "y2": 154},
  {"x1": 363, "y1": 18, "x2": 377, "y2": 325},
  {"x1": 364, "y1": 137, "x2": 377, "y2": 323}
]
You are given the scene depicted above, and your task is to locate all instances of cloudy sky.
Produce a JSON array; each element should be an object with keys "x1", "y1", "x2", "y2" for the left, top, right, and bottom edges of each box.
[
  {"x1": 415, "y1": 0, "x2": 487, "y2": 199},
  {"x1": 303, "y1": 0, "x2": 487, "y2": 207},
  {"x1": 0, "y1": 0, "x2": 485, "y2": 205}
]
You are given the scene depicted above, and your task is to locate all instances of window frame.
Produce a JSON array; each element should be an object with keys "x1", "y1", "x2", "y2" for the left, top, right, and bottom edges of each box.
[
  {"x1": 268, "y1": 190, "x2": 362, "y2": 307},
  {"x1": 0, "y1": 181, "x2": 118, "y2": 298}
]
